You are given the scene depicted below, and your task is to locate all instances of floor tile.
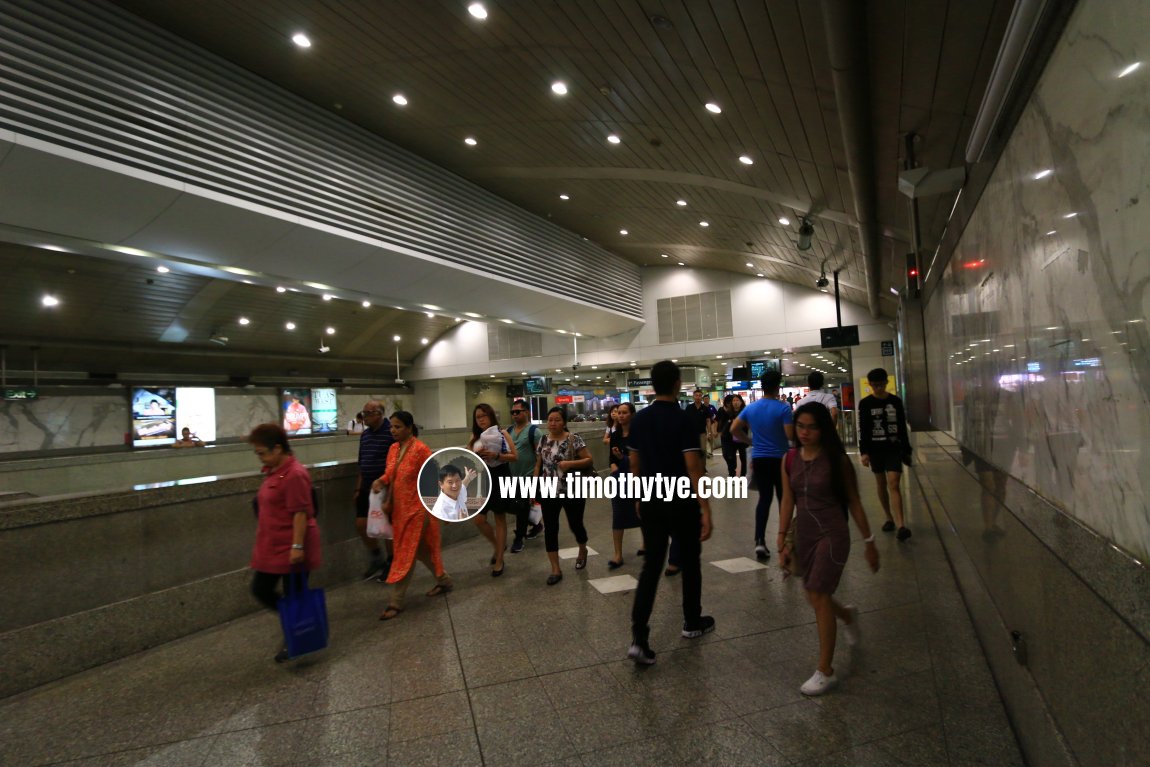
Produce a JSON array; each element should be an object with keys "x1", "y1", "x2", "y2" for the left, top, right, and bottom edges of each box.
[
  {"x1": 558, "y1": 546, "x2": 599, "y2": 560},
  {"x1": 587, "y1": 574, "x2": 638, "y2": 594},
  {"x1": 710, "y1": 557, "x2": 770, "y2": 573}
]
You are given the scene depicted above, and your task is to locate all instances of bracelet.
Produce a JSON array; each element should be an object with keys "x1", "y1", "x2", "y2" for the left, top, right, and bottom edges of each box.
[
  {"x1": 863, "y1": 534, "x2": 875, "y2": 543},
  {"x1": 291, "y1": 544, "x2": 304, "y2": 550}
]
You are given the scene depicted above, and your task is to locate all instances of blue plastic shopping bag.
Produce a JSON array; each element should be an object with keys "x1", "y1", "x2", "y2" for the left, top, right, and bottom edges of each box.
[{"x1": 278, "y1": 572, "x2": 329, "y2": 659}]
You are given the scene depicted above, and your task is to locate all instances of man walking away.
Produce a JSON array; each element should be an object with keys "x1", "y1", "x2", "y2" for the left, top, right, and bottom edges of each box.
[
  {"x1": 627, "y1": 360, "x2": 715, "y2": 665},
  {"x1": 731, "y1": 370, "x2": 794, "y2": 561},
  {"x1": 858, "y1": 368, "x2": 912, "y2": 540},
  {"x1": 804, "y1": 372, "x2": 840, "y2": 425},
  {"x1": 354, "y1": 400, "x2": 394, "y2": 579}
]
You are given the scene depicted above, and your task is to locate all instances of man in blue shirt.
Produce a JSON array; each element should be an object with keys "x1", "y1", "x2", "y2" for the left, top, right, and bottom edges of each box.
[
  {"x1": 353, "y1": 400, "x2": 394, "y2": 579},
  {"x1": 626, "y1": 360, "x2": 715, "y2": 665},
  {"x1": 731, "y1": 370, "x2": 794, "y2": 560}
]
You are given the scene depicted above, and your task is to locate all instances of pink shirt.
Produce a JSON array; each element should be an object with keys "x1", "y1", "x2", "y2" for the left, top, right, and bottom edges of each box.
[{"x1": 250, "y1": 456, "x2": 322, "y2": 573}]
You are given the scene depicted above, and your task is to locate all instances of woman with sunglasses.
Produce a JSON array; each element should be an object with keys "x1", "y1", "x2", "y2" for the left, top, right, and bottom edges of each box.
[{"x1": 778, "y1": 401, "x2": 879, "y2": 696}]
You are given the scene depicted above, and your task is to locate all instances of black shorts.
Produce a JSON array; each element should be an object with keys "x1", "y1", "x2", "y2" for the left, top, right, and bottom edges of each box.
[
  {"x1": 354, "y1": 484, "x2": 370, "y2": 518},
  {"x1": 866, "y1": 446, "x2": 904, "y2": 475}
]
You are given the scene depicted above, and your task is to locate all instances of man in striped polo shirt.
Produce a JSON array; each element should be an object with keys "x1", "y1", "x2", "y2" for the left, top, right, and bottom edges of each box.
[{"x1": 354, "y1": 400, "x2": 394, "y2": 579}]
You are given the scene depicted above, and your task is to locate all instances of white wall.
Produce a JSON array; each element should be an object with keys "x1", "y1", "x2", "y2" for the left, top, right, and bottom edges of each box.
[{"x1": 406, "y1": 267, "x2": 891, "y2": 380}]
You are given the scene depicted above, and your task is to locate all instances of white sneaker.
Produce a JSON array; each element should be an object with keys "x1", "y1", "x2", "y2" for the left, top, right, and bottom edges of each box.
[
  {"x1": 800, "y1": 669, "x2": 838, "y2": 696},
  {"x1": 842, "y1": 605, "x2": 861, "y2": 647},
  {"x1": 754, "y1": 543, "x2": 769, "y2": 561}
]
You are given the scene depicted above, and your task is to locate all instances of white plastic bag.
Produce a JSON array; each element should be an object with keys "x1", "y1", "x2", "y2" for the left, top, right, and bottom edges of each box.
[
  {"x1": 528, "y1": 501, "x2": 543, "y2": 526},
  {"x1": 366, "y1": 489, "x2": 393, "y2": 539}
]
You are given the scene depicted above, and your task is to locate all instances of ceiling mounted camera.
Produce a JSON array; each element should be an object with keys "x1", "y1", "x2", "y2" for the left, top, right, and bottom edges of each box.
[{"x1": 815, "y1": 274, "x2": 829, "y2": 289}]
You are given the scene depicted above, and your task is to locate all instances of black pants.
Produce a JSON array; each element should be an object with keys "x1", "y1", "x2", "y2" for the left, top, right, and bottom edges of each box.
[
  {"x1": 631, "y1": 501, "x2": 702, "y2": 644},
  {"x1": 721, "y1": 438, "x2": 747, "y2": 477},
  {"x1": 251, "y1": 571, "x2": 290, "y2": 612},
  {"x1": 512, "y1": 498, "x2": 532, "y2": 540},
  {"x1": 540, "y1": 497, "x2": 588, "y2": 553},
  {"x1": 752, "y1": 457, "x2": 784, "y2": 544}
]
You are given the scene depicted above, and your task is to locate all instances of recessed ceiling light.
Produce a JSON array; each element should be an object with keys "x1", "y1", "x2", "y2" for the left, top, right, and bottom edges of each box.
[
  {"x1": 426, "y1": 312, "x2": 435, "y2": 318},
  {"x1": 41, "y1": 294, "x2": 59, "y2": 307},
  {"x1": 362, "y1": 300, "x2": 371, "y2": 308},
  {"x1": 156, "y1": 265, "x2": 169, "y2": 273},
  {"x1": 779, "y1": 217, "x2": 790, "y2": 226},
  {"x1": 463, "y1": 311, "x2": 483, "y2": 318},
  {"x1": 551, "y1": 81, "x2": 568, "y2": 95},
  {"x1": 704, "y1": 102, "x2": 722, "y2": 114},
  {"x1": 285, "y1": 322, "x2": 296, "y2": 330},
  {"x1": 238, "y1": 317, "x2": 250, "y2": 325},
  {"x1": 393, "y1": 334, "x2": 401, "y2": 342},
  {"x1": 557, "y1": 329, "x2": 567, "y2": 334},
  {"x1": 678, "y1": 262, "x2": 685, "y2": 266},
  {"x1": 392, "y1": 94, "x2": 408, "y2": 106},
  {"x1": 745, "y1": 262, "x2": 753, "y2": 267},
  {"x1": 676, "y1": 199, "x2": 687, "y2": 206},
  {"x1": 464, "y1": 137, "x2": 478, "y2": 146},
  {"x1": 326, "y1": 327, "x2": 336, "y2": 335},
  {"x1": 1033, "y1": 169, "x2": 1053, "y2": 180},
  {"x1": 489, "y1": 374, "x2": 495, "y2": 378},
  {"x1": 606, "y1": 134, "x2": 621, "y2": 144},
  {"x1": 1046, "y1": 230, "x2": 1057, "y2": 236},
  {"x1": 716, "y1": 355, "x2": 723, "y2": 359},
  {"x1": 738, "y1": 155, "x2": 753, "y2": 165},
  {"x1": 1063, "y1": 212, "x2": 1078, "y2": 219},
  {"x1": 291, "y1": 33, "x2": 311, "y2": 48},
  {"x1": 322, "y1": 294, "x2": 332, "y2": 301},
  {"x1": 699, "y1": 221, "x2": 709, "y2": 227},
  {"x1": 559, "y1": 193, "x2": 569, "y2": 200},
  {"x1": 500, "y1": 318, "x2": 514, "y2": 324},
  {"x1": 1118, "y1": 61, "x2": 1142, "y2": 78},
  {"x1": 620, "y1": 229, "x2": 628, "y2": 235},
  {"x1": 276, "y1": 286, "x2": 286, "y2": 293},
  {"x1": 467, "y1": 3, "x2": 487, "y2": 20},
  {"x1": 660, "y1": 253, "x2": 669, "y2": 258},
  {"x1": 421, "y1": 337, "x2": 430, "y2": 345},
  {"x1": 1046, "y1": 326, "x2": 1058, "y2": 331},
  {"x1": 592, "y1": 365, "x2": 598, "y2": 369},
  {"x1": 555, "y1": 369, "x2": 562, "y2": 373},
  {"x1": 757, "y1": 273, "x2": 764, "y2": 278}
]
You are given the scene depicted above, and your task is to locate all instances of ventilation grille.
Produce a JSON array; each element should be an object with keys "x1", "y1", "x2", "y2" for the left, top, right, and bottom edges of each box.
[
  {"x1": 487, "y1": 325, "x2": 543, "y2": 361},
  {"x1": 656, "y1": 291, "x2": 733, "y2": 344},
  {"x1": 0, "y1": 0, "x2": 643, "y2": 319}
]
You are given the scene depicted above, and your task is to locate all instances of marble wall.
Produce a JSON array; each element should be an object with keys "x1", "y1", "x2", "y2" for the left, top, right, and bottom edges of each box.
[
  {"x1": 926, "y1": 0, "x2": 1150, "y2": 562},
  {"x1": 0, "y1": 387, "x2": 408, "y2": 454}
]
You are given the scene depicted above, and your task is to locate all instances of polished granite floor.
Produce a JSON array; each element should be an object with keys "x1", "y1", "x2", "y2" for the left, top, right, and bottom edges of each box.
[{"x1": 1, "y1": 455, "x2": 1026, "y2": 767}]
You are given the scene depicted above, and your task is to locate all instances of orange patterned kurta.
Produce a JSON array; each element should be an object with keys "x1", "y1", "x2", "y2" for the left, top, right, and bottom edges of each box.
[{"x1": 382, "y1": 438, "x2": 443, "y2": 583}]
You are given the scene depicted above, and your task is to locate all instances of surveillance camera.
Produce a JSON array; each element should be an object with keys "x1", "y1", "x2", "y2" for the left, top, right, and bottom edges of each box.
[
  {"x1": 571, "y1": 362, "x2": 581, "y2": 372},
  {"x1": 815, "y1": 275, "x2": 829, "y2": 289},
  {"x1": 318, "y1": 344, "x2": 330, "y2": 354},
  {"x1": 797, "y1": 218, "x2": 814, "y2": 251}
]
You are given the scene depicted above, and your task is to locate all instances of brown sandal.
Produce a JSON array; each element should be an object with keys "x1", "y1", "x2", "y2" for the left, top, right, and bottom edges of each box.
[
  {"x1": 425, "y1": 583, "x2": 453, "y2": 597},
  {"x1": 379, "y1": 605, "x2": 403, "y2": 621}
]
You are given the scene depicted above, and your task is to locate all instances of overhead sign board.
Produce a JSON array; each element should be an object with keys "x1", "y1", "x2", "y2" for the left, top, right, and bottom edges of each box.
[
  {"x1": 820, "y1": 325, "x2": 860, "y2": 348},
  {"x1": 3, "y1": 387, "x2": 39, "y2": 401}
]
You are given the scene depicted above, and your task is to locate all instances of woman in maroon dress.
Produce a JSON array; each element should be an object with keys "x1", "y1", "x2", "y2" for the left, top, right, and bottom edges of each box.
[
  {"x1": 778, "y1": 402, "x2": 878, "y2": 696},
  {"x1": 248, "y1": 423, "x2": 321, "y2": 662}
]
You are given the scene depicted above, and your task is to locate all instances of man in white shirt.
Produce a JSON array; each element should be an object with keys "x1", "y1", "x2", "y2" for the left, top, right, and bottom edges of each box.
[
  {"x1": 431, "y1": 464, "x2": 478, "y2": 522},
  {"x1": 803, "y1": 372, "x2": 840, "y2": 425}
]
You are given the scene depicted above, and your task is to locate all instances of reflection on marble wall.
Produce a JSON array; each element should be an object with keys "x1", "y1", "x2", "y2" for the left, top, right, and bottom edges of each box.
[
  {"x1": 0, "y1": 394, "x2": 129, "y2": 453},
  {"x1": 927, "y1": 0, "x2": 1149, "y2": 560},
  {"x1": 214, "y1": 390, "x2": 280, "y2": 440}
]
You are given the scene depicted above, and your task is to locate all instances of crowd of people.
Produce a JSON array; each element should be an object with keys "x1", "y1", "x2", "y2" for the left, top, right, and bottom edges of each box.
[{"x1": 246, "y1": 363, "x2": 913, "y2": 696}]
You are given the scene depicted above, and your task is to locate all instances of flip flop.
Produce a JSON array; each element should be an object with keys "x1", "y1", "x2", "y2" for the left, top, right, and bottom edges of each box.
[
  {"x1": 379, "y1": 605, "x2": 403, "y2": 621},
  {"x1": 425, "y1": 583, "x2": 453, "y2": 597},
  {"x1": 575, "y1": 557, "x2": 587, "y2": 570}
]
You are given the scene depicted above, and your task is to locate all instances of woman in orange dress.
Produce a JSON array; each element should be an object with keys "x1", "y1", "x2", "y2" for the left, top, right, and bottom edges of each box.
[{"x1": 371, "y1": 411, "x2": 452, "y2": 619}]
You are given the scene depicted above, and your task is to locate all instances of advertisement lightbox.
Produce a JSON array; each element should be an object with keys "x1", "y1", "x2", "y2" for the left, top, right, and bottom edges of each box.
[
  {"x1": 310, "y1": 388, "x2": 339, "y2": 433},
  {"x1": 176, "y1": 387, "x2": 216, "y2": 443},
  {"x1": 131, "y1": 387, "x2": 177, "y2": 447}
]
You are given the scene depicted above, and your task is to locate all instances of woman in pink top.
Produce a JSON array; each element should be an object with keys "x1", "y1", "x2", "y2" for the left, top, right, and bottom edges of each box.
[{"x1": 248, "y1": 423, "x2": 321, "y2": 662}]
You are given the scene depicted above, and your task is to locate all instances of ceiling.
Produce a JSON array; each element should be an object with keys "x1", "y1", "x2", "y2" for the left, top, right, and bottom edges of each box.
[{"x1": 4, "y1": 0, "x2": 1013, "y2": 379}]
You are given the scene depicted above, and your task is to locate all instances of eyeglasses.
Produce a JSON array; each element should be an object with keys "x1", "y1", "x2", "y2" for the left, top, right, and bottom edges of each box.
[
  {"x1": 510, "y1": 410, "x2": 526, "y2": 415},
  {"x1": 795, "y1": 421, "x2": 821, "y2": 431}
]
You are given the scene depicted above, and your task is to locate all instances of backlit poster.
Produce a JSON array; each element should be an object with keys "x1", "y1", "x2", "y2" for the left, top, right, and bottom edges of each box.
[
  {"x1": 310, "y1": 388, "x2": 338, "y2": 433},
  {"x1": 176, "y1": 387, "x2": 217, "y2": 443},
  {"x1": 282, "y1": 389, "x2": 313, "y2": 435},
  {"x1": 131, "y1": 387, "x2": 176, "y2": 447}
]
